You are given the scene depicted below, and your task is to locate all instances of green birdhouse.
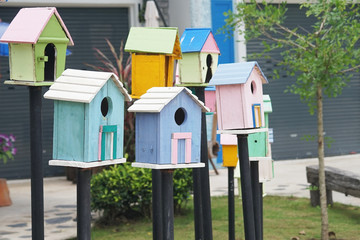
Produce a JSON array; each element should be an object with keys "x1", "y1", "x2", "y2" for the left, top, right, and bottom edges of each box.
[{"x1": 0, "y1": 7, "x2": 74, "y2": 86}]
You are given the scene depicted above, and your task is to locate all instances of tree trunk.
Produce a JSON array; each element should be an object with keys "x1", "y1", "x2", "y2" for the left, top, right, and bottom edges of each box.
[{"x1": 317, "y1": 85, "x2": 329, "y2": 240}]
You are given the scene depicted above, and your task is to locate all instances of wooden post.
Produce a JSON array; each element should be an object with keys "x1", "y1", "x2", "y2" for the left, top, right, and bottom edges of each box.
[
  {"x1": 194, "y1": 87, "x2": 213, "y2": 240},
  {"x1": 77, "y1": 169, "x2": 92, "y2": 240},
  {"x1": 192, "y1": 167, "x2": 204, "y2": 239},
  {"x1": 29, "y1": 86, "x2": 44, "y2": 240},
  {"x1": 152, "y1": 169, "x2": 163, "y2": 240},
  {"x1": 237, "y1": 134, "x2": 256, "y2": 240},
  {"x1": 161, "y1": 170, "x2": 174, "y2": 240},
  {"x1": 250, "y1": 161, "x2": 262, "y2": 240},
  {"x1": 228, "y1": 167, "x2": 235, "y2": 240}
]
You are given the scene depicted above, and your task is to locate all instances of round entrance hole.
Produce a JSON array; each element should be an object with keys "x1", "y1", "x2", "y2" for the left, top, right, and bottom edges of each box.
[
  {"x1": 101, "y1": 97, "x2": 111, "y2": 117},
  {"x1": 175, "y1": 108, "x2": 186, "y2": 126},
  {"x1": 251, "y1": 81, "x2": 256, "y2": 94}
]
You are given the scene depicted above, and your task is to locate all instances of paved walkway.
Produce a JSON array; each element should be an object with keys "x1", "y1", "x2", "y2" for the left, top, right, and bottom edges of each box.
[{"x1": 1, "y1": 154, "x2": 359, "y2": 239}]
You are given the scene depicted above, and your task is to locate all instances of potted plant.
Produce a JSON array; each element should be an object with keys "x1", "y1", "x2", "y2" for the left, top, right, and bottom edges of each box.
[{"x1": 0, "y1": 134, "x2": 16, "y2": 206}]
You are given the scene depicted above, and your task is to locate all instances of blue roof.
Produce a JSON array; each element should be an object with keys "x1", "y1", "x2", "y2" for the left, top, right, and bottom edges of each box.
[
  {"x1": 209, "y1": 61, "x2": 268, "y2": 86},
  {"x1": 180, "y1": 28, "x2": 211, "y2": 53}
]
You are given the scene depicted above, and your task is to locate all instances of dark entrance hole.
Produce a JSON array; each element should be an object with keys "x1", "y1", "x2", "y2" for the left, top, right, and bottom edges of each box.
[{"x1": 44, "y1": 43, "x2": 56, "y2": 81}]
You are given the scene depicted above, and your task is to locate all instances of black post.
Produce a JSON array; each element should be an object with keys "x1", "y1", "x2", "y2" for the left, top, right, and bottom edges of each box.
[
  {"x1": 192, "y1": 168, "x2": 204, "y2": 239},
  {"x1": 228, "y1": 167, "x2": 235, "y2": 240},
  {"x1": 260, "y1": 183, "x2": 263, "y2": 240},
  {"x1": 161, "y1": 170, "x2": 174, "y2": 240},
  {"x1": 29, "y1": 86, "x2": 44, "y2": 240},
  {"x1": 152, "y1": 169, "x2": 163, "y2": 240},
  {"x1": 250, "y1": 161, "x2": 262, "y2": 240},
  {"x1": 77, "y1": 169, "x2": 92, "y2": 240},
  {"x1": 237, "y1": 134, "x2": 256, "y2": 240},
  {"x1": 195, "y1": 87, "x2": 213, "y2": 240}
]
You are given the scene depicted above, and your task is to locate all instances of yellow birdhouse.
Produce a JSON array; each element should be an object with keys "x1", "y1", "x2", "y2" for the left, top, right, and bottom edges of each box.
[{"x1": 124, "y1": 27, "x2": 182, "y2": 99}]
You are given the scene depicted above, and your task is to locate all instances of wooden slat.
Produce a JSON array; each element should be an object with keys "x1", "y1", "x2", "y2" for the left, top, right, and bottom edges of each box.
[
  {"x1": 62, "y1": 68, "x2": 113, "y2": 80},
  {"x1": 49, "y1": 82, "x2": 99, "y2": 94},
  {"x1": 49, "y1": 159, "x2": 126, "y2": 168},
  {"x1": 128, "y1": 104, "x2": 163, "y2": 112},
  {"x1": 131, "y1": 162, "x2": 205, "y2": 170},
  {"x1": 55, "y1": 75, "x2": 105, "y2": 87},
  {"x1": 44, "y1": 90, "x2": 93, "y2": 103}
]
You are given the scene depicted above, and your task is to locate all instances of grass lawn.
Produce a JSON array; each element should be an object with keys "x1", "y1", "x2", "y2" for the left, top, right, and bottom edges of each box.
[{"x1": 87, "y1": 196, "x2": 360, "y2": 240}]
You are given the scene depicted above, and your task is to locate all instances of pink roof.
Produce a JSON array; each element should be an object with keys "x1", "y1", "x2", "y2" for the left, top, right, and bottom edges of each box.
[
  {"x1": 0, "y1": 7, "x2": 74, "y2": 45},
  {"x1": 201, "y1": 32, "x2": 220, "y2": 54}
]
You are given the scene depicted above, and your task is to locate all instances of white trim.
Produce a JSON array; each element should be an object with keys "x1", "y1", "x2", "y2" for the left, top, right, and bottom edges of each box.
[
  {"x1": 132, "y1": 162, "x2": 205, "y2": 170},
  {"x1": 3, "y1": 0, "x2": 141, "y2": 27},
  {"x1": 49, "y1": 158, "x2": 126, "y2": 168},
  {"x1": 217, "y1": 128, "x2": 268, "y2": 135}
]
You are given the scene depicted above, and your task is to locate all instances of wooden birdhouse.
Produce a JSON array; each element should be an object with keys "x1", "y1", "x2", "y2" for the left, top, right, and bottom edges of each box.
[
  {"x1": 204, "y1": 86, "x2": 216, "y2": 112},
  {"x1": 44, "y1": 69, "x2": 131, "y2": 168},
  {"x1": 128, "y1": 87, "x2": 209, "y2": 168},
  {"x1": 124, "y1": 27, "x2": 182, "y2": 99},
  {"x1": 0, "y1": 7, "x2": 73, "y2": 86},
  {"x1": 221, "y1": 95, "x2": 273, "y2": 168},
  {"x1": 178, "y1": 28, "x2": 220, "y2": 86},
  {"x1": 209, "y1": 61, "x2": 268, "y2": 130}
]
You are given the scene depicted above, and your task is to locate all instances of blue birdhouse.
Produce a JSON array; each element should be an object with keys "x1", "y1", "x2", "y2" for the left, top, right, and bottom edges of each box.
[
  {"x1": 44, "y1": 69, "x2": 132, "y2": 168},
  {"x1": 128, "y1": 87, "x2": 209, "y2": 169}
]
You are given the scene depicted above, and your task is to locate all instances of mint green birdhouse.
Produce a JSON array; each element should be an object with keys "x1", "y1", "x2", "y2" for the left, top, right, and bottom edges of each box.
[{"x1": 0, "y1": 7, "x2": 73, "y2": 86}]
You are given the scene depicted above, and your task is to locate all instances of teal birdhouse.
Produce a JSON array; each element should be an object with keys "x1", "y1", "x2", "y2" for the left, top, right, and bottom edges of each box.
[
  {"x1": 0, "y1": 7, "x2": 73, "y2": 86},
  {"x1": 178, "y1": 28, "x2": 220, "y2": 86},
  {"x1": 44, "y1": 69, "x2": 131, "y2": 168}
]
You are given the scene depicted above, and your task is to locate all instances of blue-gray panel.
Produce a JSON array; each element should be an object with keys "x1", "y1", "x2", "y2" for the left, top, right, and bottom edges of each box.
[
  {"x1": 0, "y1": 7, "x2": 129, "y2": 179},
  {"x1": 247, "y1": 4, "x2": 360, "y2": 160}
]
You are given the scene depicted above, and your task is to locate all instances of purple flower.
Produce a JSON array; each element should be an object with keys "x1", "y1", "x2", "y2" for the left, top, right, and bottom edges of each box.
[
  {"x1": 9, "y1": 134, "x2": 15, "y2": 142},
  {"x1": 11, "y1": 148, "x2": 17, "y2": 155},
  {"x1": 2, "y1": 146, "x2": 9, "y2": 152}
]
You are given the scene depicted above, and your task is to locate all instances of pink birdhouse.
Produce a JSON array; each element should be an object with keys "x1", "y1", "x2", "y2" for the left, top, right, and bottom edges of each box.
[{"x1": 209, "y1": 61, "x2": 268, "y2": 130}]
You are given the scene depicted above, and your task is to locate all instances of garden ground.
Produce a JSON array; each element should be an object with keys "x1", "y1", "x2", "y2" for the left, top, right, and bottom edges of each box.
[{"x1": 1, "y1": 154, "x2": 360, "y2": 239}]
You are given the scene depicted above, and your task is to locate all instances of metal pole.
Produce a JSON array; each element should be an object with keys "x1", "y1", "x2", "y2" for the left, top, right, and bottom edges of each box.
[
  {"x1": 195, "y1": 87, "x2": 213, "y2": 240},
  {"x1": 250, "y1": 161, "x2": 261, "y2": 240},
  {"x1": 237, "y1": 134, "x2": 256, "y2": 240},
  {"x1": 228, "y1": 167, "x2": 235, "y2": 240},
  {"x1": 29, "y1": 86, "x2": 44, "y2": 240},
  {"x1": 77, "y1": 169, "x2": 92, "y2": 240},
  {"x1": 161, "y1": 170, "x2": 174, "y2": 240},
  {"x1": 152, "y1": 169, "x2": 163, "y2": 240}
]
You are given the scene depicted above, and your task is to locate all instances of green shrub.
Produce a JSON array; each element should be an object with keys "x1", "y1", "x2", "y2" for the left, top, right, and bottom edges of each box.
[{"x1": 91, "y1": 163, "x2": 193, "y2": 223}]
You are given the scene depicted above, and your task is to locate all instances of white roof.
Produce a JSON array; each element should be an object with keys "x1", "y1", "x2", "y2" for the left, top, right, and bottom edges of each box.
[
  {"x1": 44, "y1": 69, "x2": 131, "y2": 103},
  {"x1": 128, "y1": 87, "x2": 209, "y2": 113}
]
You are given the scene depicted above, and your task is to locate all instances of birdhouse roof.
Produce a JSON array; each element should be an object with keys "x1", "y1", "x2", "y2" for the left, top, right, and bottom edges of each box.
[
  {"x1": 180, "y1": 28, "x2": 220, "y2": 54},
  {"x1": 263, "y1": 95, "x2": 272, "y2": 113},
  {"x1": 128, "y1": 87, "x2": 209, "y2": 113},
  {"x1": 0, "y1": 7, "x2": 74, "y2": 45},
  {"x1": 44, "y1": 69, "x2": 131, "y2": 103},
  {"x1": 209, "y1": 61, "x2": 268, "y2": 86},
  {"x1": 124, "y1": 27, "x2": 182, "y2": 59}
]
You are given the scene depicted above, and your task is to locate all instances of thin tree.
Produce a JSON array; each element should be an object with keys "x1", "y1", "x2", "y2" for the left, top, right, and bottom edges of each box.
[{"x1": 224, "y1": 0, "x2": 360, "y2": 239}]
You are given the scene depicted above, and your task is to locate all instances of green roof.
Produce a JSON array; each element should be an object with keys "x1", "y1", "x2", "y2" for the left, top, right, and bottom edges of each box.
[{"x1": 125, "y1": 27, "x2": 181, "y2": 58}]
